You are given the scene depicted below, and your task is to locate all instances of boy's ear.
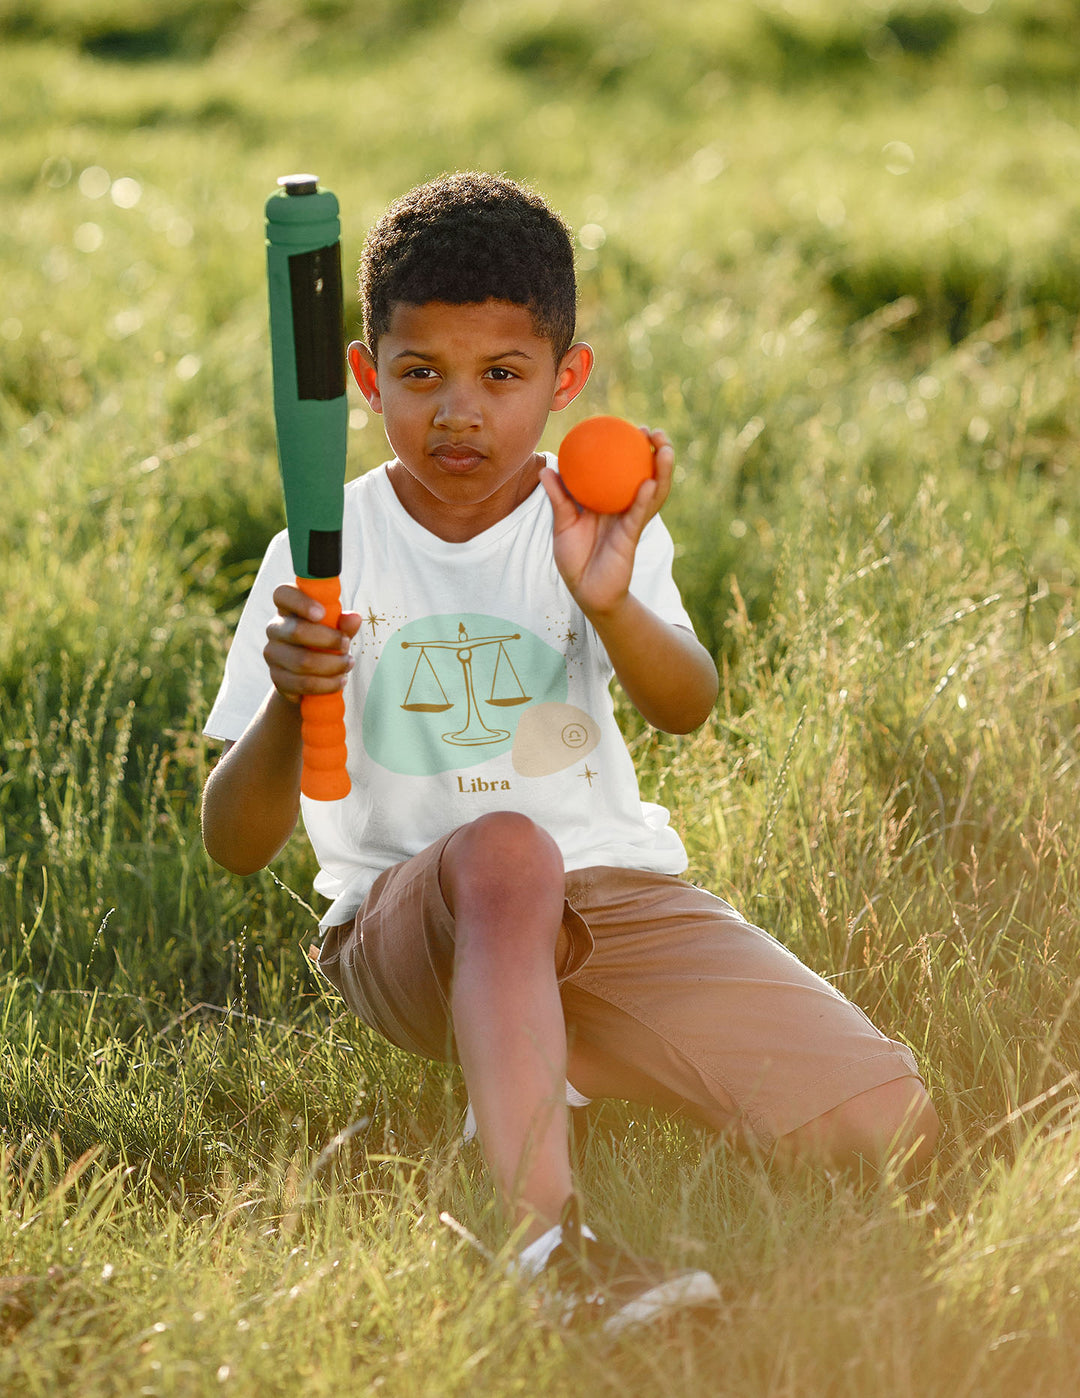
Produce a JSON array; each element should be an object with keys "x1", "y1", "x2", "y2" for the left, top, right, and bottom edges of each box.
[
  {"x1": 550, "y1": 341, "x2": 593, "y2": 412},
  {"x1": 347, "y1": 341, "x2": 382, "y2": 413}
]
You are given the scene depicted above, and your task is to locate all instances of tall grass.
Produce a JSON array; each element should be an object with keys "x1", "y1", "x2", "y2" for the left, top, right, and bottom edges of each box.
[{"x1": 2, "y1": 2, "x2": 1079, "y2": 1393}]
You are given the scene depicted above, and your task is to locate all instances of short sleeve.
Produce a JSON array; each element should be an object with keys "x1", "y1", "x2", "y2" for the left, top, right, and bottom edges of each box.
[
  {"x1": 203, "y1": 529, "x2": 294, "y2": 742},
  {"x1": 628, "y1": 515, "x2": 695, "y2": 632}
]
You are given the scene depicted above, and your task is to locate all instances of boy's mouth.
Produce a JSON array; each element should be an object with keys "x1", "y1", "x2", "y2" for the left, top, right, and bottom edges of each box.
[{"x1": 431, "y1": 443, "x2": 485, "y2": 470}]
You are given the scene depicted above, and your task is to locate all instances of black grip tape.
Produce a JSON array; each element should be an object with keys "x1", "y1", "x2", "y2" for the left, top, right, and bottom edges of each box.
[
  {"x1": 307, "y1": 528, "x2": 342, "y2": 578},
  {"x1": 288, "y1": 245, "x2": 346, "y2": 401}
]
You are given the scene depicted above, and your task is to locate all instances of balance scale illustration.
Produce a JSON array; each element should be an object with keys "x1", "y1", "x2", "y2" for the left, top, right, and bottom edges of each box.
[{"x1": 400, "y1": 623, "x2": 531, "y2": 747}]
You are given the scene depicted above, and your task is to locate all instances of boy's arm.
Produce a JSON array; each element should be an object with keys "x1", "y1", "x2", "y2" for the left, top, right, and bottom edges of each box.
[
  {"x1": 582, "y1": 598, "x2": 717, "y2": 735},
  {"x1": 201, "y1": 586, "x2": 360, "y2": 875},
  {"x1": 541, "y1": 428, "x2": 718, "y2": 735}
]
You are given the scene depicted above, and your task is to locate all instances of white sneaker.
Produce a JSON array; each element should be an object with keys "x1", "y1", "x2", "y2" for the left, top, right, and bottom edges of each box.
[{"x1": 517, "y1": 1195, "x2": 722, "y2": 1336}]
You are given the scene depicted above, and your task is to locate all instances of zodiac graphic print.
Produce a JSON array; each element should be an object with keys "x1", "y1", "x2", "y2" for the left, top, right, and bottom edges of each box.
[{"x1": 361, "y1": 612, "x2": 600, "y2": 778}]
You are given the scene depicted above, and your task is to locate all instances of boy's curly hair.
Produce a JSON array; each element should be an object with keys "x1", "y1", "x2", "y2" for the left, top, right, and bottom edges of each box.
[{"x1": 359, "y1": 172, "x2": 577, "y2": 361}]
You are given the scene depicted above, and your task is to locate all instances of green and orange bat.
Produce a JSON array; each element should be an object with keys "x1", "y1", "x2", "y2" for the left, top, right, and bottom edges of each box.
[{"x1": 265, "y1": 174, "x2": 350, "y2": 801}]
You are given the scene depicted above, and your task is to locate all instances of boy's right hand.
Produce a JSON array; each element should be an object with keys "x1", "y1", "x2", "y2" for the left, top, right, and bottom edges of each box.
[{"x1": 263, "y1": 584, "x2": 361, "y2": 703}]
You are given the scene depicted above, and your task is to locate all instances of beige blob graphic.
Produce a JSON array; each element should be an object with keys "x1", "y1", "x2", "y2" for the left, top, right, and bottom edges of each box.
[{"x1": 512, "y1": 702, "x2": 600, "y2": 777}]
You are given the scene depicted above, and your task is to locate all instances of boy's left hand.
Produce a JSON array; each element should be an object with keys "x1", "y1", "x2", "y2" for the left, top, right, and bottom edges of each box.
[{"x1": 540, "y1": 427, "x2": 672, "y2": 618}]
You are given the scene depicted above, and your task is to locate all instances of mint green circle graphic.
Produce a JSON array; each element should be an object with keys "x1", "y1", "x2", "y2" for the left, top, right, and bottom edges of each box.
[{"x1": 363, "y1": 613, "x2": 568, "y2": 775}]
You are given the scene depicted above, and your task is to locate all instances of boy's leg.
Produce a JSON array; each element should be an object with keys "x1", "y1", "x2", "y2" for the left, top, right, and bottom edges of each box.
[
  {"x1": 439, "y1": 812, "x2": 573, "y2": 1237},
  {"x1": 569, "y1": 1041, "x2": 935, "y2": 1175},
  {"x1": 775, "y1": 1074, "x2": 937, "y2": 1174},
  {"x1": 316, "y1": 817, "x2": 594, "y2": 1242},
  {"x1": 559, "y1": 868, "x2": 938, "y2": 1176}
]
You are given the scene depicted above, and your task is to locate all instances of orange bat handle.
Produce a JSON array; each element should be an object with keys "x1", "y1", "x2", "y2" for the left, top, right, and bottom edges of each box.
[{"x1": 296, "y1": 575, "x2": 351, "y2": 801}]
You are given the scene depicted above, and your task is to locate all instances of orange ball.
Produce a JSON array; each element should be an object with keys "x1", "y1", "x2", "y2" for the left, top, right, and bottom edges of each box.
[{"x1": 557, "y1": 415, "x2": 655, "y2": 514}]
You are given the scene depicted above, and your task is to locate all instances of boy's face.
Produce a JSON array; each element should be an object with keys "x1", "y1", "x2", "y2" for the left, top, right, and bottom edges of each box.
[{"x1": 348, "y1": 300, "x2": 591, "y2": 541}]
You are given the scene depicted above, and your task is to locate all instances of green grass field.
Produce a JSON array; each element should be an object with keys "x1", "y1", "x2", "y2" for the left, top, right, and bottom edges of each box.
[{"x1": 3, "y1": 1, "x2": 1080, "y2": 1392}]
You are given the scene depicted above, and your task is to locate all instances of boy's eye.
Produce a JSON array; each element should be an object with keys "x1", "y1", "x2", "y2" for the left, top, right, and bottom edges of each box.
[
  {"x1": 403, "y1": 365, "x2": 438, "y2": 380},
  {"x1": 485, "y1": 366, "x2": 517, "y2": 381}
]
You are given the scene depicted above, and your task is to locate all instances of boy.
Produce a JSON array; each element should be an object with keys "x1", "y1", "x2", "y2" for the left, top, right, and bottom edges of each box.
[{"x1": 202, "y1": 172, "x2": 937, "y2": 1330}]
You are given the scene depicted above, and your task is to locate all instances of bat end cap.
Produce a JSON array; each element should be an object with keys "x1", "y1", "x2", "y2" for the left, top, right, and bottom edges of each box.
[{"x1": 278, "y1": 174, "x2": 319, "y2": 196}]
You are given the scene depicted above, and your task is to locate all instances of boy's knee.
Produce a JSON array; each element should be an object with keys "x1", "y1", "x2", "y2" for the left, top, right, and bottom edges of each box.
[
  {"x1": 440, "y1": 811, "x2": 564, "y2": 915},
  {"x1": 449, "y1": 810, "x2": 562, "y2": 870},
  {"x1": 780, "y1": 1076, "x2": 938, "y2": 1176},
  {"x1": 862, "y1": 1077, "x2": 939, "y2": 1170}
]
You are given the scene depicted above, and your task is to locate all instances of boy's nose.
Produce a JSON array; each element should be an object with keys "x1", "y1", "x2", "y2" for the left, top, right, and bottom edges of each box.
[{"x1": 432, "y1": 386, "x2": 481, "y2": 431}]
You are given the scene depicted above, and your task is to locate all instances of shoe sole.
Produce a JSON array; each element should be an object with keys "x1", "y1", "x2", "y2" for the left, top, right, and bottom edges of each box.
[{"x1": 601, "y1": 1269, "x2": 722, "y2": 1336}]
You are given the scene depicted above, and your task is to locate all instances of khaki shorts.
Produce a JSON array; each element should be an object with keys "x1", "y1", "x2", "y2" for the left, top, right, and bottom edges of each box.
[{"x1": 316, "y1": 833, "x2": 922, "y2": 1149}]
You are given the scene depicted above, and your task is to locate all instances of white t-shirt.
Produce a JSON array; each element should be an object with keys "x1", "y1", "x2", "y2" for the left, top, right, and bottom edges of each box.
[{"x1": 204, "y1": 456, "x2": 694, "y2": 925}]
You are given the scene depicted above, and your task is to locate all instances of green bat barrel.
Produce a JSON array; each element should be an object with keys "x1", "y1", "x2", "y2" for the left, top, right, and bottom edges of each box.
[{"x1": 265, "y1": 174, "x2": 350, "y2": 801}]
